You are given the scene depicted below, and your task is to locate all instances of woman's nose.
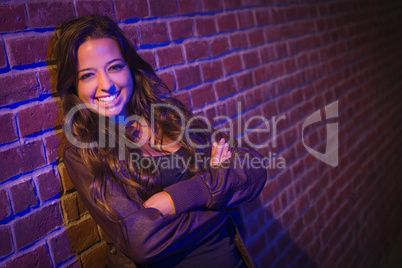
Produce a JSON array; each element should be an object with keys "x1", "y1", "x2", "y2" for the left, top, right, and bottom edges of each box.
[{"x1": 98, "y1": 72, "x2": 114, "y2": 92}]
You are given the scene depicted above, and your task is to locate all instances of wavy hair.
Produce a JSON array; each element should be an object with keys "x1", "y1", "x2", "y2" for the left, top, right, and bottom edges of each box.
[{"x1": 54, "y1": 16, "x2": 210, "y2": 221}]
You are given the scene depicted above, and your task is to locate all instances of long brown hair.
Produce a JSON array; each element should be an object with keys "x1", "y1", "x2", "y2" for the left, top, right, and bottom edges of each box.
[{"x1": 54, "y1": 16, "x2": 210, "y2": 221}]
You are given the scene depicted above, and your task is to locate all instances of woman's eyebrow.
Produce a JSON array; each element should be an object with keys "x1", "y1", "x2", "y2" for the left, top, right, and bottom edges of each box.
[{"x1": 77, "y1": 58, "x2": 124, "y2": 73}]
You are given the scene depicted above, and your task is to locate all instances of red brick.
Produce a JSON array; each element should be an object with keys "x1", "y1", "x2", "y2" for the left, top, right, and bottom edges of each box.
[
  {"x1": 243, "y1": 50, "x2": 260, "y2": 68},
  {"x1": 284, "y1": 6, "x2": 299, "y2": 21},
  {"x1": 190, "y1": 84, "x2": 216, "y2": 109},
  {"x1": 137, "y1": 50, "x2": 156, "y2": 70},
  {"x1": 178, "y1": 0, "x2": 203, "y2": 15},
  {"x1": 2, "y1": 245, "x2": 51, "y2": 268},
  {"x1": 260, "y1": 45, "x2": 276, "y2": 63},
  {"x1": 223, "y1": 54, "x2": 242, "y2": 75},
  {"x1": 303, "y1": 207, "x2": 317, "y2": 225},
  {"x1": 159, "y1": 71, "x2": 176, "y2": 91},
  {"x1": 115, "y1": 0, "x2": 148, "y2": 20},
  {"x1": 77, "y1": 194, "x2": 88, "y2": 215},
  {"x1": 0, "y1": 4, "x2": 27, "y2": 33},
  {"x1": 0, "y1": 113, "x2": 18, "y2": 145},
  {"x1": 264, "y1": 26, "x2": 280, "y2": 42},
  {"x1": 0, "y1": 189, "x2": 12, "y2": 220},
  {"x1": 59, "y1": 163, "x2": 75, "y2": 193},
  {"x1": 27, "y1": 1, "x2": 75, "y2": 28},
  {"x1": 215, "y1": 77, "x2": 236, "y2": 99},
  {"x1": 18, "y1": 101, "x2": 61, "y2": 137},
  {"x1": 0, "y1": 41, "x2": 6, "y2": 68},
  {"x1": 270, "y1": 7, "x2": 286, "y2": 23},
  {"x1": 139, "y1": 22, "x2": 169, "y2": 45},
  {"x1": 6, "y1": 35, "x2": 51, "y2": 67},
  {"x1": 37, "y1": 169, "x2": 60, "y2": 201},
  {"x1": 122, "y1": 24, "x2": 140, "y2": 49},
  {"x1": 0, "y1": 141, "x2": 46, "y2": 182},
  {"x1": 38, "y1": 69, "x2": 57, "y2": 95},
  {"x1": 262, "y1": 97, "x2": 278, "y2": 118},
  {"x1": 195, "y1": 17, "x2": 217, "y2": 36},
  {"x1": 61, "y1": 192, "x2": 80, "y2": 223},
  {"x1": 50, "y1": 231, "x2": 73, "y2": 265},
  {"x1": 156, "y1": 46, "x2": 184, "y2": 68},
  {"x1": 269, "y1": 62, "x2": 285, "y2": 79},
  {"x1": 248, "y1": 28, "x2": 264, "y2": 46},
  {"x1": 201, "y1": 61, "x2": 223, "y2": 82},
  {"x1": 174, "y1": 91, "x2": 191, "y2": 110},
  {"x1": 230, "y1": 32, "x2": 248, "y2": 49},
  {"x1": 76, "y1": 0, "x2": 115, "y2": 19},
  {"x1": 226, "y1": 98, "x2": 238, "y2": 117},
  {"x1": 44, "y1": 134, "x2": 65, "y2": 163},
  {"x1": 253, "y1": 66, "x2": 269, "y2": 85},
  {"x1": 284, "y1": 58, "x2": 297, "y2": 73},
  {"x1": 185, "y1": 40, "x2": 210, "y2": 62},
  {"x1": 256, "y1": 9, "x2": 270, "y2": 25},
  {"x1": 277, "y1": 169, "x2": 292, "y2": 192},
  {"x1": 216, "y1": 102, "x2": 227, "y2": 118},
  {"x1": 252, "y1": 86, "x2": 263, "y2": 104},
  {"x1": 210, "y1": 37, "x2": 229, "y2": 57},
  {"x1": 81, "y1": 242, "x2": 108, "y2": 268},
  {"x1": 282, "y1": 204, "x2": 296, "y2": 228},
  {"x1": 14, "y1": 202, "x2": 63, "y2": 249},
  {"x1": 275, "y1": 43, "x2": 288, "y2": 58},
  {"x1": 280, "y1": 24, "x2": 294, "y2": 39},
  {"x1": 0, "y1": 72, "x2": 39, "y2": 106},
  {"x1": 261, "y1": 179, "x2": 278, "y2": 202},
  {"x1": 205, "y1": 107, "x2": 216, "y2": 125},
  {"x1": 10, "y1": 179, "x2": 38, "y2": 214},
  {"x1": 249, "y1": 235, "x2": 268, "y2": 262},
  {"x1": 223, "y1": 0, "x2": 242, "y2": 10},
  {"x1": 217, "y1": 13, "x2": 238, "y2": 32},
  {"x1": 0, "y1": 227, "x2": 12, "y2": 258},
  {"x1": 236, "y1": 72, "x2": 254, "y2": 90},
  {"x1": 169, "y1": 19, "x2": 194, "y2": 40},
  {"x1": 202, "y1": 0, "x2": 222, "y2": 12},
  {"x1": 67, "y1": 217, "x2": 100, "y2": 253},
  {"x1": 175, "y1": 65, "x2": 201, "y2": 89},
  {"x1": 149, "y1": 0, "x2": 178, "y2": 17},
  {"x1": 237, "y1": 10, "x2": 255, "y2": 29}
]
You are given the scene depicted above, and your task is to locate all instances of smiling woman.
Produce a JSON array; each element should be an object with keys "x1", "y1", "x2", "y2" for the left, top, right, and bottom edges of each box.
[
  {"x1": 76, "y1": 38, "x2": 133, "y2": 117},
  {"x1": 53, "y1": 15, "x2": 267, "y2": 268}
]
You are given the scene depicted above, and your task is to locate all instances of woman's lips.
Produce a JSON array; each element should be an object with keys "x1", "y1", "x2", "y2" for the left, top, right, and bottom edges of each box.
[{"x1": 95, "y1": 91, "x2": 121, "y2": 107}]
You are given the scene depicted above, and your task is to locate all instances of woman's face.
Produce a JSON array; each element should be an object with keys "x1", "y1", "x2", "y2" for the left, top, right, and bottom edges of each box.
[{"x1": 76, "y1": 37, "x2": 134, "y2": 117}]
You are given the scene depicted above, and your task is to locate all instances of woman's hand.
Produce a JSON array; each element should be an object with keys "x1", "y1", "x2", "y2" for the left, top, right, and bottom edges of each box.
[
  {"x1": 210, "y1": 138, "x2": 232, "y2": 166},
  {"x1": 144, "y1": 191, "x2": 175, "y2": 216}
]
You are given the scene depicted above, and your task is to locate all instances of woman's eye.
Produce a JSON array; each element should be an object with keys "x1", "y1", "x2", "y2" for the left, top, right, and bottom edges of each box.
[
  {"x1": 79, "y1": 73, "x2": 93, "y2": 80},
  {"x1": 109, "y1": 64, "x2": 123, "y2": 72}
]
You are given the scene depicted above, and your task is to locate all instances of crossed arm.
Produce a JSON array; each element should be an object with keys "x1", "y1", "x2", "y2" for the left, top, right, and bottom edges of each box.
[{"x1": 144, "y1": 138, "x2": 232, "y2": 215}]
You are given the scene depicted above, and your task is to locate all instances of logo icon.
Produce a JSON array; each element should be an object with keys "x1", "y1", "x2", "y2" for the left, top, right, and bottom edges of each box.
[{"x1": 302, "y1": 101, "x2": 339, "y2": 167}]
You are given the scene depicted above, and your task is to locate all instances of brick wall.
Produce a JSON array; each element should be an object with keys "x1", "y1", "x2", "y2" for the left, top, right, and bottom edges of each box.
[{"x1": 1, "y1": 0, "x2": 402, "y2": 267}]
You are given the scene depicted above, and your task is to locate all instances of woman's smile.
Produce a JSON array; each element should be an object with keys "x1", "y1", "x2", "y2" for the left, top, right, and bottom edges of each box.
[{"x1": 95, "y1": 90, "x2": 122, "y2": 109}]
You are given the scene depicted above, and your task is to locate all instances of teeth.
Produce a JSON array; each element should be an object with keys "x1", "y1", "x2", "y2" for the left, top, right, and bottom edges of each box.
[{"x1": 97, "y1": 92, "x2": 119, "y2": 103}]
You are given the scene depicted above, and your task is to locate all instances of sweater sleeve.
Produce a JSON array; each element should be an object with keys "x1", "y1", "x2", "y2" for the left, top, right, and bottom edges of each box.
[
  {"x1": 163, "y1": 131, "x2": 268, "y2": 214},
  {"x1": 63, "y1": 145, "x2": 230, "y2": 265}
]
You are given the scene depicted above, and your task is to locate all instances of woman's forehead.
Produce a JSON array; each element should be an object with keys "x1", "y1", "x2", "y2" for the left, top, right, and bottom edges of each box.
[{"x1": 77, "y1": 38, "x2": 122, "y2": 66}]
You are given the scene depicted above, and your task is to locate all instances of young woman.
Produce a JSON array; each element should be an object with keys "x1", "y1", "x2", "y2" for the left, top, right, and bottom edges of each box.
[{"x1": 54, "y1": 16, "x2": 267, "y2": 268}]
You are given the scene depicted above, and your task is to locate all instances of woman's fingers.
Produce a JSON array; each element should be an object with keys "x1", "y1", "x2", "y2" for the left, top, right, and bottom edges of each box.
[
  {"x1": 210, "y1": 138, "x2": 233, "y2": 166},
  {"x1": 219, "y1": 143, "x2": 229, "y2": 165},
  {"x1": 210, "y1": 138, "x2": 224, "y2": 165}
]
